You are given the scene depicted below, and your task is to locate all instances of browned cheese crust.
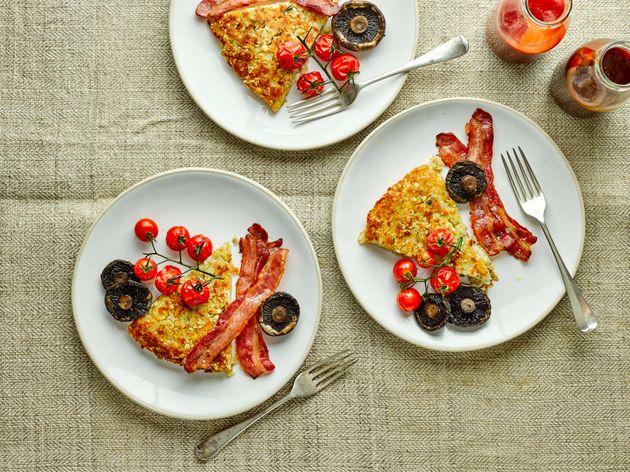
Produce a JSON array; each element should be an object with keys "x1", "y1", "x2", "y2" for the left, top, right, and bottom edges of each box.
[
  {"x1": 209, "y1": 1, "x2": 328, "y2": 111},
  {"x1": 128, "y1": 243, "x2": 237, "y2": 374}
]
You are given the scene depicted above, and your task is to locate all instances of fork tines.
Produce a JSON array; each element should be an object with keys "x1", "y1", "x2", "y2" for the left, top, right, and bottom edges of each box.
[
  {"x1": 307, "y1": 350, "x2": 357, "y2": 391},
  {"x1": 501, "y1": 146, "x2": 544, "y2": 203},
  {"x1": 287, "y1": 89, "x2": 344, "y2": 125}
]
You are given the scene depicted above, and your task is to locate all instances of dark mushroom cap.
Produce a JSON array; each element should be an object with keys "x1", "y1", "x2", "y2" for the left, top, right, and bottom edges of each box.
[
  {"x1": 104, "y1": 280, "x2": 152, "y2": 322},
  {"x1": 414, "y1": 293, "x2": 450, "y2": 332},
  {"x1": 447, "y1": 285, "x2": 491, "y2": 328},
  {"x1": 332, "y1": 1, "x2": 386, "y2": 52},
  {"x1": 445, "y1": 161, "x2": 487, "y2": 203},
  {"x1": 101, "y1": 259, "x2": 140, "y2": 289},
  {"x1": 259, "y1": 292, "x2": 300, "y2": 336}
]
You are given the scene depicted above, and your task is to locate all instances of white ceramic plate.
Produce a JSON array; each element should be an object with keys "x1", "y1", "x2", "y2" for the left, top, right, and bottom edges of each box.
[
  {"x1": 333, "y1": 98, "x2": 585, "y2": 351},
  {"x1": 169, "y1": 0, "x2": 418, "y2": 150},
  {"x1": 73, "y1": 169, "x2": 321, "y2": 419}
]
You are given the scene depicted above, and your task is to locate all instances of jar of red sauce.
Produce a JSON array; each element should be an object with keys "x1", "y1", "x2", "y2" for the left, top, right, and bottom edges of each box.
[
  {"x1": 486, "y1": 0, "x2": 571, "y2": 62},
  {"x1": 550, "y1": 39, "x2": 630, "y2": 117}
]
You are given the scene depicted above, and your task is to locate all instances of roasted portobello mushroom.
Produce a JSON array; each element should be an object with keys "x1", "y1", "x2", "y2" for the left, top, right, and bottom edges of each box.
[
  {"x1": 259, "y1": 292, "x2": 300, "y2": 336},
  {"x1": 101, "y1": 259, "x2": 140, "y2": 289},
  {"x1": 448, "y1": 285, "x2": 491, "y2": 328},
  {"x1": 104, "y1": 280, "x2": 152, "y2": 322},
  {"x1": 332, "y1": 1, "x2": 386, "y2": 51},
  {"x1": 445, "y1": 161, "x2": 487, "y2": 203},
  {"x1": 414, "y1": 293, "x2": 450, "y2": 332}
]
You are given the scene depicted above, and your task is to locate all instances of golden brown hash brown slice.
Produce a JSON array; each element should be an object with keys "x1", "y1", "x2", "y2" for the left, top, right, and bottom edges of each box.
[
  {"x1": 209, "y1": 1, "x2": 328, "y2": 112},
  {"x1": 359, "y1": 157, "x2": 497, "y2": 287},
  {"x1": 128, "y1": 242, "x2": 238, "y2": 373}
]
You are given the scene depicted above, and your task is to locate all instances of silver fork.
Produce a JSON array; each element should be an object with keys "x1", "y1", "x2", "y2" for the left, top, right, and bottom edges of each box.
[
  {"x1": 501, "y1": 147, "x2": 597, "y2": 333},
  {"x1": 287, "y1": 35, "x2": 469, "y2": 125},
  {"x1": 195, "y1": 350, "x2": 357, "y2": 461}
]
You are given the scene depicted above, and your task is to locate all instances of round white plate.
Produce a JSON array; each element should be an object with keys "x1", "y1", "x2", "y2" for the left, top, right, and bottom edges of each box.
[
  {"x1": 73, "y1": 169, "x2": 322, "y2": 419},
  {"x1": 333, "y1": 98, "x2": 585, "y2": 351},
  {"x1": 169, "y1": 0, "x2": 418, "y2": 150}
]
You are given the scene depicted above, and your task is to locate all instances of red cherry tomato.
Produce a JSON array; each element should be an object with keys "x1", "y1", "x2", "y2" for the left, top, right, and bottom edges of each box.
[
  {"x1": 165, "y1": 226, "x2": 190, "y2": 251},
  {"x1": 430, "y1": 266, "x2": 461, "y2": 296},
  {"x1": 397, "y1": 288, "x2": 422, "y2": 312},
  {"x1": 154, "y1": 265, "x2": 182, "y2": 295},
  {"x1": 427, "y1": 228, "x2": 455, "y2": 257},
  {"x1": 276, "y1": 41, "x2": 307, "y2": 70},
  {"x1": 416, "y1": 249, "x2": 437, "y2": 269},
  {"x1": 296, "y1": 71, "x2": 325, "y2": 98},
  {"x1": 134, "y1": 218, "x2": 158, "y2": 242},
  {"x1": 133, "y1": 257, "x2": 157, "y2": 281},
  {"x1": 187, "y1": 234, "x2": 213, "y2": 262},
  {"x1": 330, "y1": 53, "x2": 360, "y2": 81},
  {"x1": 180, "y1": 278, "x2": 210, "y2": 306},
  {"x1": 393, "y1": 259, "x2": 417, "y2": 283},
  {"x1": 314, "y1": 34, "x2": 340, "y2": 61}
]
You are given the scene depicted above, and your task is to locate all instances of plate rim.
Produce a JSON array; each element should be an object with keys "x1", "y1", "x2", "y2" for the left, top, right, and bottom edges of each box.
[
  {"x1": 72, "y1": 167, "x2": 323, "y2": 419},
  {"x1": 168, "y1": 0, "x2": 419, "y2": 151},
  {"x1": 331, "y1": 97, "x2": 586, "y2": 352}
]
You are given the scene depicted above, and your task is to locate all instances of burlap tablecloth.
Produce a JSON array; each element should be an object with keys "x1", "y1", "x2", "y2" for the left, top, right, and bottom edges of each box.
[{"x1": 1, "y1": 1, "x2": 629, "y2": 470}]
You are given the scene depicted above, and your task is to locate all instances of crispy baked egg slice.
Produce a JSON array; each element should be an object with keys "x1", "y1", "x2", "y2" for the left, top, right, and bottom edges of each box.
[
  {"x1": 359, "y1": 157, "x2": 497, "y2": 288},
  {"x1": 128, "y1": 242, "x2": 238, "y2": 374},
  {"x1": 208, "y1": 1, "x2": 329, "y2": 112}
]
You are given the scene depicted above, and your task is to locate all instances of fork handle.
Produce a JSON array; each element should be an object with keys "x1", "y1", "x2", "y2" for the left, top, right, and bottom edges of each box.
[
  {"x1": 539, "y1": 222, "x2": 597, "y2": 333},
  {"x1": 195, "y1": 393, "x2": 294, "y2": 461},
  {"x1": 359, "y1": 36, "x2": 470, "y2": 88}
]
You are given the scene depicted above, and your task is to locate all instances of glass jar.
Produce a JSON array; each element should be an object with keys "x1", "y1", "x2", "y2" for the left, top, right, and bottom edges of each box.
[
  {"x1": 550, "y1": 39, "x2": 630, "y2": 117},
  {"x1": 486, "y1": 0, "x2": 572, "y2": 62}
]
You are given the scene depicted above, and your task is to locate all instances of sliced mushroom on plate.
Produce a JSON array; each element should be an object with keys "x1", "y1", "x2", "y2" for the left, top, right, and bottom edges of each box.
[
  {"x1": 259, "y1": 292, "x2": 300, "y2": 336},
  {"x1": 414, "y1": 293, "x2": 450, "y2": 332},
  {"x1": 445, "y1": 161, "x2": 487, "y2": 203},
  {"x1": 104, "y1": 280, "x2": 152, "y2": 322},
  {"x1": 332, "y1": 1, "x2": 386, "y2": 52},
  {"x1": 448, "y1": 285, "x2": 491, "y2": 327}
]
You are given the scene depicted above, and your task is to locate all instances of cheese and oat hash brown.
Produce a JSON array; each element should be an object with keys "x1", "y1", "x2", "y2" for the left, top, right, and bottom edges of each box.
[
  {"x1": 359, "y1": 157, "x2": 497, "y2": 288},
  {"x1": 128, "y1": 242, "x2": 238, "y2": 374},
  {"x1": 209, "y1": 1, "x2": 328, "y2": 112}
]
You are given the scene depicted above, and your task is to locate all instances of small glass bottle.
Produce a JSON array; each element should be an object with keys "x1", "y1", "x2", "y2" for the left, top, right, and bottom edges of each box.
[
  {"x1": 550, "y1": 39, "x2": 630, "y2": 117},
  {"x1": 486, "y1": 0, "x2": 572, "y2": 63}
]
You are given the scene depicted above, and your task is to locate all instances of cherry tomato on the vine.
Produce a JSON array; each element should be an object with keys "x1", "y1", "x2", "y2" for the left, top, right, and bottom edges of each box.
[
  {"x1": 180, "y1": 278, "x2": 210, "y2": 306},
  {"x1": 166, "y1": 225, "x2": 190, "y2": 251},
  {"x1": 134, "y1": 218, "x2": 158, "y2": 242},
  {"x1": 297, "y1": 71, "x2": 325, "y2": 98},
  {"x1": 416, "y1": 249, "x2": 437, "y2": 269},
  {"x1": 314, "y1": 34, "x2": 340, "y2": 61},
  {"x1": 330, "y1": 53, "x2": 360, "y2": 81},
  {"x1": 154, "y1": 265, "x2": 182, "y2": 295},
  {"x1": 187, "y1": 234, "x2": 213, "y2": 262},
  {"x1": 276, "y1": 41, "x2": 308, "y2": 70},
  {"x1": 393, "y1": 259, "x2": 417, "y2": 283},
  {"x1": 397, "y1": 288, "x2": 422, "y2": 312},
  {"x1": 133, "y1": 257, "x2": 157, "y2": 281},
  {"x1": 430, "y1": 266, "x2": 460, "y2": 296},
  {"x1": 427, "y1": 228, "x2": 454, "y2": 257}
]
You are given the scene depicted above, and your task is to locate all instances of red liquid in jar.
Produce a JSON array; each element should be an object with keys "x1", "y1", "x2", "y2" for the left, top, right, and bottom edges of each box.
[
  {"x1": 487, "y1": 0, "x2": 569, "y2": 62},
  {"x1": 528, "y1": 0, "x2": 564, "y2": 22},
  {"x1": 602, "y1": 47, "x2": 630, "y2": 85}
]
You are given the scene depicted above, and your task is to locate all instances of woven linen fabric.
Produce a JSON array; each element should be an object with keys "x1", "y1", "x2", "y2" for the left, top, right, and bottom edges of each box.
[{"x1": 1, "y1": 0, "x2": 628, "y2": 471}]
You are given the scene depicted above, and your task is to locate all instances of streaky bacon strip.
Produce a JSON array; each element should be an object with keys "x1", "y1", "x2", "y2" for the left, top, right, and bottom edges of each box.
[
  {"x1": 235, "y1": 224, "x2": 281, "y2": 378},
  {"x1": 196, "y1": 0, "x2": 339, "y2": 19},
  {"x1": 184, "y1": 247, "x2": 288, "y2": 373},
  {"x1": 295, "y1": 0, "x2": 340, "y2": 16},
  {"x1": 436, "y1": 133, "x2": 467, "y2": 167},
  {"x1": 436, "y1": 109, "x2": 537, "y2": 262}
]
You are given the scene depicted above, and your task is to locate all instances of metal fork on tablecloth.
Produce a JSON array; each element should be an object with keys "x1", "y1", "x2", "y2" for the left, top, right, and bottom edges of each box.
[
  {"x1": 501, "y1": 146, "x2": 597, "y2": 333},
  {"x1": 195, "y1": 350, "x2": 357, "y2": 461}
]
